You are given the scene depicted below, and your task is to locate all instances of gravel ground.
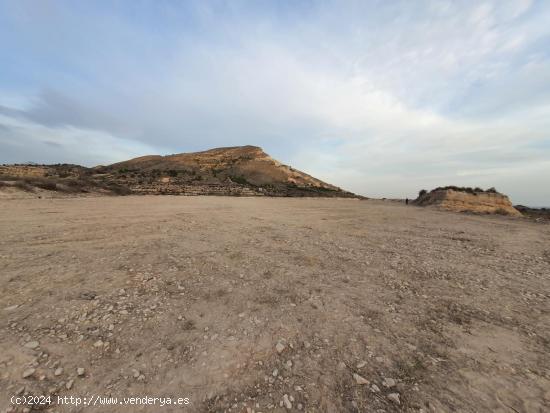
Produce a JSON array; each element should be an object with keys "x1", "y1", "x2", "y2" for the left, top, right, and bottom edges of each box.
[{"x1": 1, "y1": 196, "x2": 549, "y2": 413}]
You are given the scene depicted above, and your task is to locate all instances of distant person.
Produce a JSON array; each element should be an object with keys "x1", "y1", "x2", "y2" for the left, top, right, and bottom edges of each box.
[{"x1": 405, "y1": 198, "x2": 409, "y2": 205}]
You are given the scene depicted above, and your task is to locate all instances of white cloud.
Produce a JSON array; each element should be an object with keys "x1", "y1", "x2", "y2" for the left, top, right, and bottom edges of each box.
[{"x1": 0, "y1": 113, "x2": 159, "y2": 166}]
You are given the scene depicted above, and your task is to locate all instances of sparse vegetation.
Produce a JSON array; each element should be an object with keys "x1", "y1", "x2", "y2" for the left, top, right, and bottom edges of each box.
[
  {"x1": 230, "y1": 175, "x2": 251, "y2": 186},
  {"x1": 430, "y1": 185, "x2": 500, "y2": 194},
  {"x1": 494, "y1": 207, "x2": 511, "y2": 215},
  {"x1": 33, "y1": 179, "x2": 57, "y2": 191},
  {"x1": 514, "y1": 205, "x2": 550, "y2": 220},
  {"x1": 104, "y1": 183, "x2": 132, "y2": 195},
  {"x1": 13, "y1": 180, "x2": 33, "y2": 191}
]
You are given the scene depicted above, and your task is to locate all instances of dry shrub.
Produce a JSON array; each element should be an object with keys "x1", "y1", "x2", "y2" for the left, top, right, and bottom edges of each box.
[
  {"x1": 494, "y1": 207, "x2": 510, "y2": 215},
  {"x1": 106, "y1": 183, "x2": 132, "y2": 195},
  {"x1": 32, "y1": 179, "x2": 57, "y2": 191},
  {"x1": 14, "y1": 180, "x2": 33, "y2": 191}
]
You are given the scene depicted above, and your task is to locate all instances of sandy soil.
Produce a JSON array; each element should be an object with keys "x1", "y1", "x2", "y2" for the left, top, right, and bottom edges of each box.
[{"x1": 1, "y1": 196, "x2": 549, "y2": 413}]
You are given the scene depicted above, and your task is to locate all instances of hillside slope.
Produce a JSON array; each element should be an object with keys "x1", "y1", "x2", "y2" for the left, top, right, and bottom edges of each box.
[
  {"x1": 0, "y1": 146, "x2": 360, "y2": 198},
  {"x1": 99, "y1": 145, "x2": 358, "y2": 197}
]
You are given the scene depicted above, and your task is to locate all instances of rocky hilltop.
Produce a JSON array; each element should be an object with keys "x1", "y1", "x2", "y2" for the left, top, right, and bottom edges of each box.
[
  {"x1": 415, "y1": 186, "x2": 522, "y2": 216},
  {"x1": 0, "y1": 146, "x2": 359, "y2": 198}
]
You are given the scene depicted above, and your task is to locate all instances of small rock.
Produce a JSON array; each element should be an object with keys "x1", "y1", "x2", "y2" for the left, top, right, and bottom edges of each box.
[
  {"x1": 4, "y1": 304, "x2": 19, "y2": 311},
  {"x1": 132, "y1": 369, "x2": 140, "y2": 378},
  {"x1": 22, "y1": 368, "x2": 36, "y2": 378},
  {"x1": 54, "y1": 367, "x2": 63, "y2": 376},
  {"x1": 337, "y1": 361, "x2": 347, "y2": 370},
  {"x1": 282, "y1": 394, "x2": 292, "y2": 409},
  {"x1": 24, "y1": 341, "x2": 39, "y2": 349},
  {"x1": 66, "y1": 379, "x2": 74, "y2": 390},
  {"x1": 387, "y1": 393, "x2": 400, "y2": 404},
  {"x1": 79, "y1": 291, "x2": 97, "y2": 300},
  {"x1": 272, "y1": 368, "x2": 278, "y2": 377},
  {"x1": 276, "y1": 341, "x2": 286, "y2": 354},
  {"x1": 353, "y1": 373, "x2": 369, "y2": 385},
  {"x1": 356, "y1": 360, "x2": 367, "y2": 368},
  {"x1": 382, "y1": 377, "x2": 396, "y2": 388},
  {"x1": 371, "y1": 384, "x2": 380, "y2": 393},
  {"x1": 77, "y1": 367, "x2": 85, "y2": 376},
  {"x1": 93, "y1": 340, "x2": 104, "y2": 347}
]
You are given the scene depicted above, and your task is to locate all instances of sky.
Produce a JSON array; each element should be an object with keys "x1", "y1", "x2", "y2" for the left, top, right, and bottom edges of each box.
[{"x1": 1, "y1": 0, "x2": 549, "y2": 205}]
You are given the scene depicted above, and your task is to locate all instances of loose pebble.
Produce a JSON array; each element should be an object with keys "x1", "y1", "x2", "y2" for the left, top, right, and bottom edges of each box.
[
  {"x1": 383, "y1": 377, "x2": 396, "y2": 388},
  {"x1": 387, "y1": 393, "x2": 401, "y2": 404},
  {"x1": 22, "y1": 368, "x2": 35, "y2": 379},
  {"x1": 282, "y1": 394, "x2": 292, "y2": 409},
  {"x1": 353, "y1": 373, "x2": 369, "y2": 385}
]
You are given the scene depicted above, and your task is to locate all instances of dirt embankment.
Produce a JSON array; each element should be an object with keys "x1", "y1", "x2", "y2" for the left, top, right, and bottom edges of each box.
[{"x1": 415, "y1": 188, "x2": 522, "y2": 216}]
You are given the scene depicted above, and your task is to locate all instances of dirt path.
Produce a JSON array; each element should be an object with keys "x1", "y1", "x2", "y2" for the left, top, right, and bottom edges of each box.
[{"x1": 1, "y1": 196, "x2": 549, "y2": 412}]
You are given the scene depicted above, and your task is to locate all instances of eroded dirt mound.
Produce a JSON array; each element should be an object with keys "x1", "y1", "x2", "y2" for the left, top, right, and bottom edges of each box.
[{"x1": 415, "y1": 187, "x2": 522, "y2": 216}]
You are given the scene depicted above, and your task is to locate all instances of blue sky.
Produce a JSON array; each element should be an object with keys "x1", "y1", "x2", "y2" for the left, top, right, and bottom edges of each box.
[{"x1": 1, "y1": 0, "x2": 549, "y2": 205}]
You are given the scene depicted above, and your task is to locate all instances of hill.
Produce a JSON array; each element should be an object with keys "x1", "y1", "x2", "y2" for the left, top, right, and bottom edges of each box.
[
  {"x1": 414, "y1": 186, "x2": 521, "y2": 216},
  {"x1": 0, "y1": 146, "x2": 360, "y2": 198}
]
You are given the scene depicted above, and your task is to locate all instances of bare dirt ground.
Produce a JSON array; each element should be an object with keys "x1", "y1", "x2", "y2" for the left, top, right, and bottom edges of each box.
[{"x1": 1, "y1": 196, "x2": 549, "y2": 413}]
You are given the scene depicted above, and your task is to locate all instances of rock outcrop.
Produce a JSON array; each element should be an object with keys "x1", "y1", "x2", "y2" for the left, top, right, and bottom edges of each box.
[{"x1": 415, "y1": 187, "x2": 522, "y2": 216}]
